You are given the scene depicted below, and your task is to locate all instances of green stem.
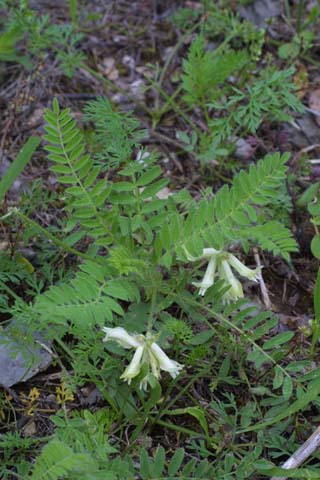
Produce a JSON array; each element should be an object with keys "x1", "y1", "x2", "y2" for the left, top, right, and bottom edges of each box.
[
  {"x1": 154, "y1": 418, "x2": 206, "y2": 438},
  {"x1": 155, "y1": 19, "x2": 203, "y2": 112},
  {"x1": 147, "y1": 288, "x2": 157, "y2": 334},
  {"x1": 152, "y1": 365, "x2": 213, "y2": 427},
  {"x1": 163, "y1": 290, "x2": 291, "y2": 379},
  {"x1": 54, "y1": 337, "x2": 76, "y2": 360},
  {"x1": 159, "y1": 21, "x2": 202, "y2": 88},
  {"x1": 12, "y1": 209, "x2": 100, "y2": 264},
  {"x1": 146, "y1": 76, "x2": 201, "y2": 133},
  {"x1": 151, "y1": 19, "x2": 202, "y2": 123},
  {"x1": 132, "y1": 172, "x2": 145, "y2": 247},
  {"x1": 283, "y1": 0, "x2": 291, "y2": 22},
  {"x1": 202, "y1": 95, "x2": 210, "y2": 125},
  {"x1": 296, "y1": 0, "x2": 304, "y2": 33},
  {"x1": 0, "y1": 279, "x2": 23, "y2": 303}
]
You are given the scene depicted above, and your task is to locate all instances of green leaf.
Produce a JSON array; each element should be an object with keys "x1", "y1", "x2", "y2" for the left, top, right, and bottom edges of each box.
[
  {"x1": 273, "y1": 366, "x2": 284, "y2": 389},
  {"x1": 137, "y1": 166, "x2": 162, "y2": 186},
  {"x1": 183, "y1": 406, "x2": 209, "y2": 437},
  {"x1": 153, "y1": 447, "x2": 165, "y2": 477},
  {"x1": 30, "y1": 439, "x2": 93, "y2": 480},
  {"x1": 52, "y1": 98, "x2": 60, "y2": 115},
  {"x1": 140, "y1": 179, "x2": 169, "y2": 199},
  {"x1": 263, "y1": 331, "x2": 294, "y2": 350},
  {"x1": 282, "y1": 375, "x2": 293, "y2": 400},
  {"x1": 311, "y1": 234, "x2": 320, "y2": 259},
  {"x1": 140, "y1": 449, "x2": 152, "y2": 479},
  {"x1": 189, "y1": 330, "x2": 214, "y2": 345},
  {"x1": 297, "y1": 182, "x2": 320, "y2": 206},
  {"x1": 168, "y1": 448, "x2": 184, "y2": 476},
  {"x1": 238, "y1": 376, "x2": 320, "y2": 433},
  {"x1": 256, "y1": 459, "x2": 320, "y2": 478},
  {"x1": 315, "y1": 268, "x2": 320, "y2": 321},
  {"x1": 0, "y1": 137, "x2": 41, "y2": 203}
]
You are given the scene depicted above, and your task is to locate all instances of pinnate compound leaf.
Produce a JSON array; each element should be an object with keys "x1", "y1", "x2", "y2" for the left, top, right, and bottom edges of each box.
[{"x1": 30, "y1": 439, "x2": 93, "y2": 480}]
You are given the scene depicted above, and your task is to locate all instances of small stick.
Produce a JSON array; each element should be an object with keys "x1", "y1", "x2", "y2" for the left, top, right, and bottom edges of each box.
[
  {"x1": 271, "y1": 425, "x2": 320, "y2": 480},
  {"x1": 253, "y1": 248, "x2": 272, "y2": 309}
]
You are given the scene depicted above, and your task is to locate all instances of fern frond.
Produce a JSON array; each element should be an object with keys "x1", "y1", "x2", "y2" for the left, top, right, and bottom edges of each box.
[
  {"x1": 30, "y1": 439, "x2": 93, "y2": 480},
  {"x1": 43, "y1": 99, "x2": 112, "y2": 246},
  {"x1": 34, "y1": 260, "x2": 140, "y2": 326}
]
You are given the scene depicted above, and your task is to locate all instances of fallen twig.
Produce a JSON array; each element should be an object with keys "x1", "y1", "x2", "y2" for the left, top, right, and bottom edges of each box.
[
  {"x1": 253, "y1": 248, "x2": 272, "y2": 309},
  {"x1": 271, "y1": 425, "x2": 320, "y2": 480}
]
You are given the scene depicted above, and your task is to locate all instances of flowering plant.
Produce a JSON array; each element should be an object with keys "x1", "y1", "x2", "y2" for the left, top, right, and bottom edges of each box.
[
  {"x1": 184, "y1": 247, "x2": 262, "y2": 302},
  {"x1": 102, "y1": 327, "x2": 183, "y2": 390}
]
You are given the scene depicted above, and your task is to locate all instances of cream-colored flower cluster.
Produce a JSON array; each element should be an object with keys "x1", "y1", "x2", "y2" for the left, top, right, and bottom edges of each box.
[
  {"x1": 184, "y1": 247, "x2": 261, "y2": 302},
  {"x1": 102, "y1": 248, "x2": 261, "y2": 390},
  {"x1": 102, "y1": 327, "x2": 183, "y2": 390}
]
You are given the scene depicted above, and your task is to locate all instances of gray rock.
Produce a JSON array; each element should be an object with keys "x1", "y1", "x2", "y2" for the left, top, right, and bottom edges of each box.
[
  {"x1": 238, "y1": 0, "x2": 282, "y2": 28},
  {"x1": 0, "y1": 325, "x2": 52, "y2": 387}
]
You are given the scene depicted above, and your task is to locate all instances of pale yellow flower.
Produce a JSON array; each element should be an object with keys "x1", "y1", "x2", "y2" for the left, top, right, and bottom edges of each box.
[
  {"x1": 120, "y1": 345, "x2": 144, "y2": 384},
  {"x1": 219, "y1": 259, "x2": 244, "y2": 303},
  {"x1": 192, "y1": 254, "x2": 217, "y2": 296},
  {"x1": 185, "y1": 246, "x2": 262, "y2": 302},
  {"x1": 102, "y1": 327, "x2": 183, "y2": 390}
]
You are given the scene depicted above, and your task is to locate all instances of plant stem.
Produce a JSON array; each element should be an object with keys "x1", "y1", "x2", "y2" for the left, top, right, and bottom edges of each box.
[
  {"x1": 12, "y1": 209, "x2": 100, "y2": 264},
  {"x1": 154, "y1": 20, "x2": 203, "y2": 114},
  {"x1": 296, "y1": 0, "x2": 304, "y2": 33},
  {"x1": 154, "y1": 418, "x2": 206, "y2": 438},
  {"x1": 147, "y1": 288, "x2": 157, "y2": 334},
  {"x1": 146, "y1": 76, "x2": 201, "y2": 133},
  {"x1": 163, "y1": 290, "x2": 290, "y2": 379},
  {"x1": 283, "y1": 0, "x2": 291, "y2": 23},
  {"x1": 0, "y1": 280, "x2": 23, "y2": 303}
]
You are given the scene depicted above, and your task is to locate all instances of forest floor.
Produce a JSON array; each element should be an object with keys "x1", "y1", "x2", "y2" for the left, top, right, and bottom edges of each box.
[{"x1": 1, "y1": 1, "x2": 320, "y2": 479}]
